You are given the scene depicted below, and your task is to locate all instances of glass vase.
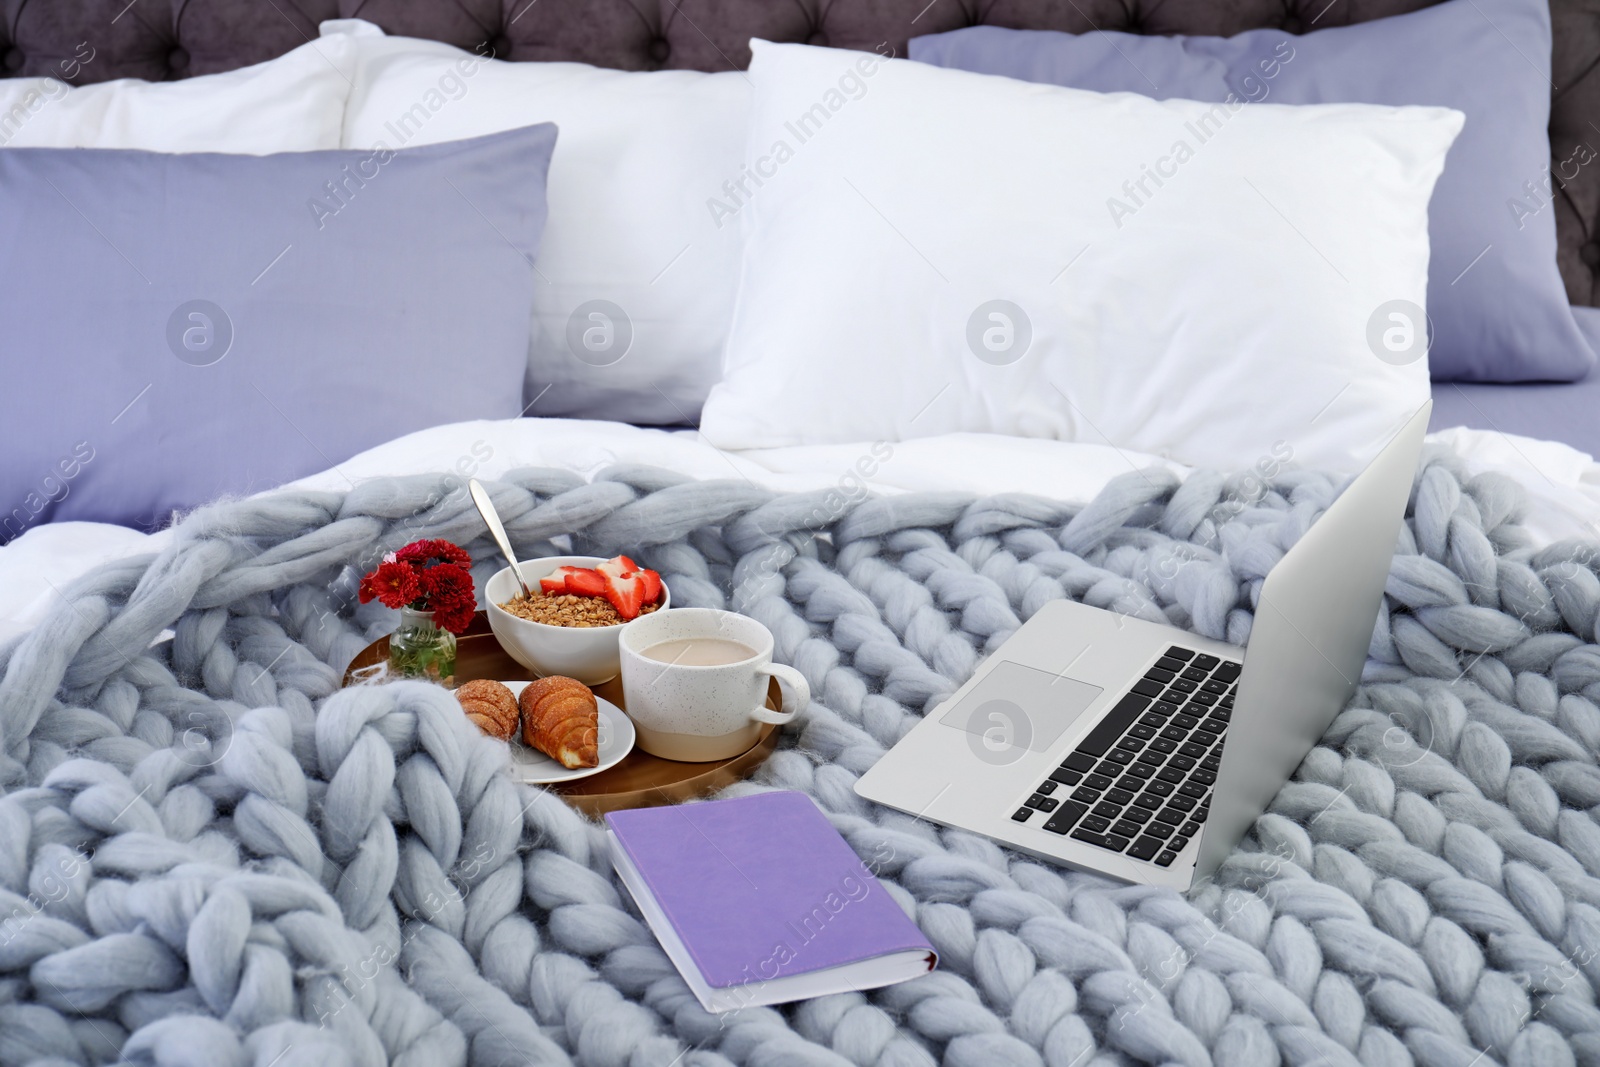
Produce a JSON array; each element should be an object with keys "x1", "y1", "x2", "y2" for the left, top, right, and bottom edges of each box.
[{"x1": 388, "y1": 607, "x2": 457, "y2": 686}]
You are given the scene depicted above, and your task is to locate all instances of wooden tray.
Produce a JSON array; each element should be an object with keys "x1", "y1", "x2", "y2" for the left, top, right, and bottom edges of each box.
[{"x1": 342, "y1": 614, "x2": 780, "y2": 817}]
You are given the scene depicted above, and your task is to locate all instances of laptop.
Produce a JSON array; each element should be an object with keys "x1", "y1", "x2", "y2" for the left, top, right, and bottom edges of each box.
[{"x1": 855, "y1": 402, "x2": 1431, "y2": 890}]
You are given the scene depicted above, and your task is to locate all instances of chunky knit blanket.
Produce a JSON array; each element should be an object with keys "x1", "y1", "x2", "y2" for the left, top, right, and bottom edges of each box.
[{"x1": 2, "y1": 450, "x2": 1599, "y2": 1067}]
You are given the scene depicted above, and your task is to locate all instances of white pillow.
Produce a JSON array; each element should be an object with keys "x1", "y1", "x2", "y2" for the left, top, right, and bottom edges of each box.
[
  {"x1": 699, "y1": 40, "x2": 1464, "y2": 473},
  {"x1": 339, "y1": 26, "x2": 750, "y2": 425},
  {"x1": 0, "y1": 30, "x2": 359, "y2": 151}
]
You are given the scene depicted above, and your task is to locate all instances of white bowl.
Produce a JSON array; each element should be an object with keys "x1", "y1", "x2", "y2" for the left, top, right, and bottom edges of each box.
[{"x1": 484, "y1": 555, "x2": 669, "y2": 685}]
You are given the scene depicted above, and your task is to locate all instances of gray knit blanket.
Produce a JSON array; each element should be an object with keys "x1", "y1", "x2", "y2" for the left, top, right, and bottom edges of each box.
[{"x1": 1, "y1": 450, "x2": 1598, "y2": 1067}]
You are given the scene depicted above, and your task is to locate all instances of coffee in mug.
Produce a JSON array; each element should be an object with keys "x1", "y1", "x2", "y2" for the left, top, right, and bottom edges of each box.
[
  {"x1": 620, "y1": 608, "x2": 809, "y2": 761},
  {"x1": 641, "y1": 637, "x2": 757, "y2": 667}
]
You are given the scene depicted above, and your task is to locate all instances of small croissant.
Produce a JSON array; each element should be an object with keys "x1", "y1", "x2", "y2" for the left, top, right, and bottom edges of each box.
[
  {"x1": 520, "y1": 676, "x2": 599, "y2": 769},
  {"x1": 456, "y1": 679, "x2": 519, "y2": 741}
]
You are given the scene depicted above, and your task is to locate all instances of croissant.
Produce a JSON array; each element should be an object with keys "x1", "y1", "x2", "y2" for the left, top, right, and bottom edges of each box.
[
  {"x1": 456, "y1": 679, "x2": 519, "y2": 741},
  {"x1": 520, "y1": 676, "x2": 599, "y2": 769}
]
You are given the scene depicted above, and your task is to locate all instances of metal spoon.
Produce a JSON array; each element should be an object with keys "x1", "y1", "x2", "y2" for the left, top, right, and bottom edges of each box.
[{"x1": 469, "y1": 478, "x2": 533, "y2": 599}]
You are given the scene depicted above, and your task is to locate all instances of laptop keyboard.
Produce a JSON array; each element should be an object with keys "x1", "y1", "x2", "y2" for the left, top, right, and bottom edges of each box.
[{"x1": 1010, "y1": 645, "x2": 1240, "y2": 867}]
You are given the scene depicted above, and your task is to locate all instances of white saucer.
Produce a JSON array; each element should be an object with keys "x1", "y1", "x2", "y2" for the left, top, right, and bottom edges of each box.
[{"x1": 502, "y1": 680, "x2": 635, "y2": 784}]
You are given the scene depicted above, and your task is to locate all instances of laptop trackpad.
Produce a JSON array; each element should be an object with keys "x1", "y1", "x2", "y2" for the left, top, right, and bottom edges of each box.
[{"x1": 938, "y1": 661, "x2": 1104, "y2": 756}]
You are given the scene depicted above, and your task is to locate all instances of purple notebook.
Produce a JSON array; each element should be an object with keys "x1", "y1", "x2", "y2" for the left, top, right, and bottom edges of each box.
[{"x1": 607, "y1": 791, "x2": 936, "y2": 1012}]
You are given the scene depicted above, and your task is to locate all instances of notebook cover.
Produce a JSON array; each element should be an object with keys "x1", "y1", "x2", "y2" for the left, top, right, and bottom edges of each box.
[{"x1": 606, "y1": 791, "x2": 934, "y2": 989}]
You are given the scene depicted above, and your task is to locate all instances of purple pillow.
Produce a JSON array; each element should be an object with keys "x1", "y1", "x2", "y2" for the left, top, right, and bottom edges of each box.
[
  {"x1": 911, "y1": 0, "x2": 1593, "y2": 384},
  {"x1": 0, "y1": 124, "x2": 555, "y2": 535}
]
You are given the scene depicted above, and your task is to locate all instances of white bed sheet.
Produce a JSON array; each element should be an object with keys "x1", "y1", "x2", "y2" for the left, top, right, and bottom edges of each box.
[{"x1": 4, "y1": 419, "x2": 1597, "y2": 645}]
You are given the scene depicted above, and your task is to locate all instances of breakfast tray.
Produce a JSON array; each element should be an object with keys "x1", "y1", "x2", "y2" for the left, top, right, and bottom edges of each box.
[{"x1": 341, "y1": 613, "x2": 780, "y2": 817}]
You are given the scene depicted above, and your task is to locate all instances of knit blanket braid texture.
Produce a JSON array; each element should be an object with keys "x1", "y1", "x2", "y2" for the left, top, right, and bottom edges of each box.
[{"x1": 2, "y1": 450, "x2": 1600, "y2": 1067}]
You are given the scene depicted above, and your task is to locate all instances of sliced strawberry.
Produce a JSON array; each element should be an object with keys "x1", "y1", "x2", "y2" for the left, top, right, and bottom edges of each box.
[
  {"x1": 540, "y1": 567, "x2": 581, "y2": 594},
  {"x1": 564, "y1": 567, "x2": 608, "y2": 598},
  {"x1": 636, "y1": 568, "x2": 662, "y2": 604},
  {"x1": 602, "y1": 571, "x2": 647, "y2": 620},
  {"x1": 598, "y1": 555, "x2": 640, "y2": 579}
]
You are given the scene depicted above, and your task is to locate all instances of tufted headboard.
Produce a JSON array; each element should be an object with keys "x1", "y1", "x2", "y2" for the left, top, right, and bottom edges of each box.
[{"x1": 5, "y1": 0, "x2": 1599, "y2": 304}]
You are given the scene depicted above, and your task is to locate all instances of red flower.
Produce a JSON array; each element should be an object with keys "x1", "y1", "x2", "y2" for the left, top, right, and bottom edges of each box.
[
  {"x1": 396, "y1": 539, "x2": 471, "y2": 567},
  {"x1": 420, "y1": 563, "x2": 476, "y2": 634},
  {"x1": 359, "y1": 561, "x2": 421, "y2": 609}
]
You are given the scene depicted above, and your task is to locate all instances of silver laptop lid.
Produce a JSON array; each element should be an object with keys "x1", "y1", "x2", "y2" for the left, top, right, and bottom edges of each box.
[{"x1": 1194, "y1": 401, "x2": 1432, "y2": 883}]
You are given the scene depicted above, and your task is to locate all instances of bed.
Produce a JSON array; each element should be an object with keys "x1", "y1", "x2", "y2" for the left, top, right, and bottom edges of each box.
[{"x1": 5, "y1": 2, "x2": 1600, "y2": 1066}]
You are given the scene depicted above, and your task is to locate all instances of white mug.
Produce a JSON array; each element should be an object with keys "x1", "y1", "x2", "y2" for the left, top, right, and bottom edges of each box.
[{"x1": 619, "y1": 608, "x2": 809, "y2": 761}]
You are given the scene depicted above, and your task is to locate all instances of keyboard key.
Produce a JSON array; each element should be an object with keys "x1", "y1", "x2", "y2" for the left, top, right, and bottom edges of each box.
[
  {"x1": 1043, "y1": 805, "x2": 1086, "y2": 834},
  {"x1": 1111, "y1": 819, "x2": 1142, "y2": 839},
  {"x1": 1155, "y1": 807, "x2": 1183, "y2": 825},
  {"x1": 1177, "y1": 781, "x2": 1207, "y2": 799},
  {"x1": 1081, "y1": 815, "x2": 1111, "y2": 833},
  {"x1": 1181, "y1": 666, "x2": 1208, "y2": 682},
  {"x1": 1164, "y1": 646, "x2": 1195, "y2": 661},
  {"x1": 1155, "y1": 850, "x2": 1177, "y2": 867},
  {"x1": 1084, "y1": 773, "x2": 1115, "y2": 791},
  {"x1": 1071, "y1": 828, "x2": 1123, "y2": 851},
  {"x1": 1179, "y1": 821, "x2": 1201, "y2": 837},
  {"x1": 1207, "y1": 708, "x2": 1231, "y2": 722},
  {"x1": 1160, "y1": 726, "x2": 1189, "y2": 742},
  {"x1": 1114, "y1": 775, "x2": 1145, "y2": 794},
  {"x1": 1092, "y1": 801, "x2": 1122, "y2": 819},
  {"x1": 1179, "y1": 742, "x2": 1209, "y2": 759},
  {"x1": 1213, "y1": 662, "x2": 1241, "y2": 682},
  {"x1": 1171, "y1": 835, "x2": 1189, "y2": 850},
  {"x1": 1131, "y1": 678, "x2": 1166, "y2": 699},
  {"x1": 1076, "y1": 693, "x2": 1153, "y2": 756},
  {"x1": 1154, "y1": 656, "x2": 1187, "y2": 673},
  {"x1": 1196, "y1": 807, "x2": 1209, "y2": 822},
  {"x1": 1036, "y1": 781, "x2": 1057, "y2": 795},
  {"x1": 1150, "y1": 701, "x2": 1180, "y2": 717},
  {"x1": 1063, "y1": 752, "x2": 1098, "y2": 772},
  {"x1": 1192, "y1": 654, "x2": 1220, "y2": 670},
  {"x1": 1029, "y1": 795, "x2": 1061, "y2": 812},
  {"x1": 1121, "y1": 806, "x2": 1151, "y2": 823},
  {"x1": 1095, "y1": 761, "x2": 1124, "y2": 777},
  {"x1": 1072, "y1": 786, "x2": 1102, "y2": 803},
  {"x1": 1126, "y1": 836, "x2": 1161, "y2": 860},
  {"x1": 1150, "y1": 738, "x2": 1178, "y2": 754},
  {"x1": 1106, "y1": 787, "x2": 1135, "y2": 805},
  {"x1": 1103, "y1": 749, "x2": 1134, "y2": 766},
  {"x1": 1129, "y1": 723, "x2": 1156, "y2": 739},
  {"x1": 1166, "y1": 795, "x2": 1197, "y2": 813},
  {"x1": 1134, "y1": 793, "x2": 1163, "y2": 810},
  {"x1": 1173, "y1": 714, "x2": 1200, "y2": 730},
  {"x1": 1220, "y1": 695, "x2": 1235, "y2": 708},
  {"x1": 1190, "y1": 691, "x2": 1218, "y2": 706},
  {"x1": 1170, "y1": 678, "x2": 1199, "y2": 693},
  {"x1": 1144, "y1": 667, "x2": 1176, "y2": 684},
  {"x1": 1013, "y1": 807, "x2": 1033, "y2": 822},
  {"x1": 1161, "y1": 688, "x2": 1190, "y2": 704},
  {"x1": 1125, "y1": 763, "x2": 1155, "y2": 779},
  {"x1": 1136, "y1": 749, "x2": 1164, "y2": 766},
  {"x1": 1197, "y1": 719, "x2": 1225, "y2": 734},
  {"x1": 1168, "y1": 754, "x2": 1196, "y2": 771},
  {"x1": 1144, "y1": 820, "x2": 1173, "y2": 839},
  {"x1": 1156, "y1": 767, "x2": 1186, "y2": 784},
  {"x1": 1049, "y1": 768, "x2": 1083, "y2": 786},
  {"x1": 1116, "y1": 736, "x2": 1144, "y2": 753},
  {"x1": 1145, "y1": 779, "x2": 1175, "y2": 797},
  {"x1": 1201, "y1": 679, "x2": 1229, "y2": 695},
  {"x1": 1201, "y1": 754, "x2": 1220, "y2": 770}
]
